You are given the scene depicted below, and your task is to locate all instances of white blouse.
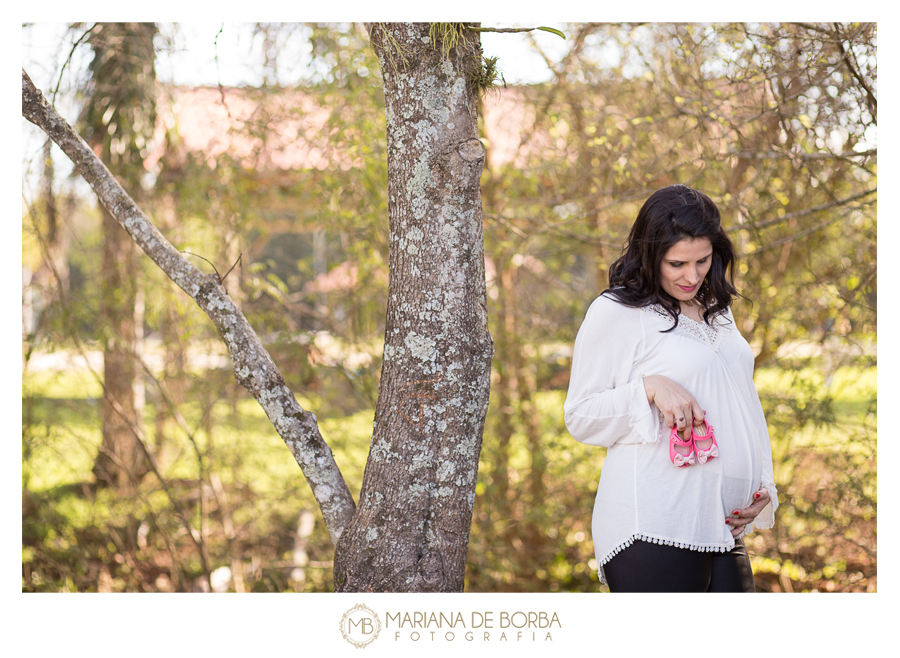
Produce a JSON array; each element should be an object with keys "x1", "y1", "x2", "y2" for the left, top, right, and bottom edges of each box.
[{"x1": 564, "y1": 294, "x2": 778, "y2": 584}]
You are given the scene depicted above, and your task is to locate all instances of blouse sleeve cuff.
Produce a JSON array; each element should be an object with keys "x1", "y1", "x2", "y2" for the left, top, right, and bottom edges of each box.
[{"x1": 628, "y1": 377, "x2": 659, "y2": 444}]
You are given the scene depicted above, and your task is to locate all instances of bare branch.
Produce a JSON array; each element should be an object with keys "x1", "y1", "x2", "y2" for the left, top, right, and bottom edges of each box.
[
  {"x1": 22, "y1": 69, "x2": 356, "y2": 544},
  {"x1": 832, "y1": 22, "x2": 877, "y2": 122},
  {"x1": 51, "y1": 23, "x2": 97, "y2": 103},
  {"x1": 213, "y1": 23, "x2": 236, "y2": 122},
  {"x1": 745, "y1": 204, "x2": 859, "y2": 256},
  {"x1": 727, "y1": 187, "x2": 876, "y2": 233},
  {"x1": 726, "y1": 148, "x2": 876, "y2": 162}
]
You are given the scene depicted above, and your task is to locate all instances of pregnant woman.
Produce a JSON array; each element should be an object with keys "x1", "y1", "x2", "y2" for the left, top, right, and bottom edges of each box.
[{"x1": 564, "y1": 184, "x2": 778, "y2": 592}]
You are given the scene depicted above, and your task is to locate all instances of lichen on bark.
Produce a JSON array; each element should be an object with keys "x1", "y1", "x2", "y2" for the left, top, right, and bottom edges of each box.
[{"x1": 333, "y1": 23, "x2": 493, "y2": 592}]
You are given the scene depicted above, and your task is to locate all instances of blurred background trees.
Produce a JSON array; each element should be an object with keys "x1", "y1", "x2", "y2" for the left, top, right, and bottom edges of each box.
[
  {"x1": 22, "y1": 21, "x2": 875, "y2": 592},
  {"x1": 83, "y1": 22, "x2": 159, "y2": 489}
]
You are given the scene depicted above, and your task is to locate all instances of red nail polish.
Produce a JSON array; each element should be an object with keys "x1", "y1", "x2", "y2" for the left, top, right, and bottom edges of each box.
[
  {"x1": 733, "y1": 510, "x2": 740, "y2": 515},
  {"x1": 725, "y1": 519, "x2": 730, "y2": 524},
  {"x1": 755, "y1": 492, "x2": 761, "y2": 499}
]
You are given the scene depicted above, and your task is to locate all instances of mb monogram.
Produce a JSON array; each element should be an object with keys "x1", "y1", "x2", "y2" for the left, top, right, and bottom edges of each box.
[{"x1": 339, "y1": 604, "x2": 382, "y2": 648}]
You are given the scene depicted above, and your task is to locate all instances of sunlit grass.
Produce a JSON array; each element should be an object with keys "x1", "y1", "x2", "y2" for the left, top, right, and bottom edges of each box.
[
  {"x1": 23, "y1": 363, "x2": 876, "y2": 592},
  {"x1": 754, "y1": 365, "x2": 876, "y2": 419},
  {"x1": 22, "y1": 368, "x2": 374, "y2": 499},
  {"x1": 24, "y1": 369, "x2": 104, "y2": 400}
]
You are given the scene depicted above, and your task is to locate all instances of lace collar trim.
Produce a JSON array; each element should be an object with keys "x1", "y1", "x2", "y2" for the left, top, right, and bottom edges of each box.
[{"x1": 641, "y1": 303, "x2": 726, "y2": 351}]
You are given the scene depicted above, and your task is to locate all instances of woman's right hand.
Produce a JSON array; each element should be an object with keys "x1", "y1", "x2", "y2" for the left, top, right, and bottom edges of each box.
[{"x1": 642, "y1": 375, "x2": 705, "y2": 434}]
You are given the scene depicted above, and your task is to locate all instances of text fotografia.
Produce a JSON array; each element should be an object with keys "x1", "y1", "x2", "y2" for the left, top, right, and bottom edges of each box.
[{"x1": 387, "y1": 611, "x2": 561, "y2": 642}]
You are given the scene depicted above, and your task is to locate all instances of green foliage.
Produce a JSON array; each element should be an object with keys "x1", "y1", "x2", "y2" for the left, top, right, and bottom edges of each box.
[
  {"x1": 747, "y1": 366, "x2": 876, "y2": 592},
  {"x1": 469, "y1": 56, "x2": 505, "y2": 96},
  {"x1": 23, "y1": 22, "x2": 875, "y2": 592}
]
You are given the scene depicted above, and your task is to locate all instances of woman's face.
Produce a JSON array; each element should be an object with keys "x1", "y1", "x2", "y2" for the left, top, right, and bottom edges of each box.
[{"x1": 659, "y1": 237, "x2": 714, "y2": 303}]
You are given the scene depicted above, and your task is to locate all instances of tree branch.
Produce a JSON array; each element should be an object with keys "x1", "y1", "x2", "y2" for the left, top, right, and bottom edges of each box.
[
  {"x1": 22, "y1": 69, "x2": 356, "y2": 544},
  {"x1": 832, "y1": 22, "x2": 877, "y2": 122},
  {"x1": 745, "y1": 204, "x2": 859, "y2": 256},
  {"x1": 726, "y1": 148, "x2": 876, "y2": 162},
  {"x1": 726, "y1": 187, "x2": 876, "y2": 233}
]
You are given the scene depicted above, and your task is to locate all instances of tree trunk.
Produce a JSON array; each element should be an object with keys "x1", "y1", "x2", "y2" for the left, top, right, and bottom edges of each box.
[
  {"x1": 85, "y1": 23, "x2": 157, "y2": 488},
  {"x1": 333, "y1": 23, "x2": 493, "y2": 592},
  {"x1": 93, "y1": 218, "x2": 143, "y2": 488}
]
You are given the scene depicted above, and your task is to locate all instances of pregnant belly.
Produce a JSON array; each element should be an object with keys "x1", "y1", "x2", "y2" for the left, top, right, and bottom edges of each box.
[
  {"x1": 625, "y1": 438, "x2": 759, "y2": 519},
  {"x1": 721, "y1": 474, "x2": 755, "y2": 514}
]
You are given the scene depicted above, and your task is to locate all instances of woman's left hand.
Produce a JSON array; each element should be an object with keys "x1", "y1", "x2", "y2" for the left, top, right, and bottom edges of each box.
[{"x1": 726, "y1": 487, "x2": 770, "y2": 538}]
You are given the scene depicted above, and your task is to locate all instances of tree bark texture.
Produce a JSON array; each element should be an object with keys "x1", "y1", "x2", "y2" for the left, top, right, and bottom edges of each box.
[
  {"x1": 22, "y1": 70, "x2": 356, "y2": 544},
  {"x1": 333, "y1": 23, "x2": 494, "y2": 592}
]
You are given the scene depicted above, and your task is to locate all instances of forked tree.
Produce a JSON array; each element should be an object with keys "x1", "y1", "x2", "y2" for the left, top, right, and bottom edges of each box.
[{"x1": 22, "y1": 22, "x2": 493, "y2": 592}]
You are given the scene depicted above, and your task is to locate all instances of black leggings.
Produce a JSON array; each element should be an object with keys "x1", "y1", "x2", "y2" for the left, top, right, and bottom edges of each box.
[{"x1": 603, "y1": 537, "x2": 755, "y2": 592}]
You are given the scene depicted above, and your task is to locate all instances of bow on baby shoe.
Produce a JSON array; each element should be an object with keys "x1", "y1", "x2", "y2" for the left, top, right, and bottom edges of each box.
[{"x1": 696, "y1": 443, "x2": 718, "y2": 464}]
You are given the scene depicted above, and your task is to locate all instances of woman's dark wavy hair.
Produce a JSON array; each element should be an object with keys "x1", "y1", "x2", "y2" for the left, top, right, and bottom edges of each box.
[{"x1": 602, "y1": 184, "x2": 742, "y2": 331}]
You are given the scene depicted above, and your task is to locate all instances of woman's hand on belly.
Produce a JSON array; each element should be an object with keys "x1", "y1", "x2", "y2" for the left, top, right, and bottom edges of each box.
[
  {"x1": 642, "y1": 374, "x2": 706, "y2": 435},
  {"x1": 725, "y1": 487, "x2": 770, "y2": 537}
]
